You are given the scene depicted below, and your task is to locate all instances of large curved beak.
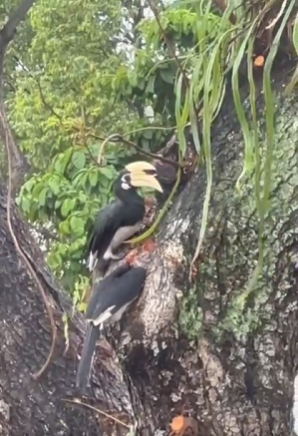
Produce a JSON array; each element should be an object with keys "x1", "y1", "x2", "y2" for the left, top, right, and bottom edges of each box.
[{"x1": 125, "y1": 161, "x2": 163, "y2": 193}]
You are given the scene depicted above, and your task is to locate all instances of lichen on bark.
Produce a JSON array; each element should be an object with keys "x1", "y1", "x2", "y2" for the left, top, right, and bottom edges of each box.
[{"x1": 97, "y1": 75, "x2": 298, "y2": 435}]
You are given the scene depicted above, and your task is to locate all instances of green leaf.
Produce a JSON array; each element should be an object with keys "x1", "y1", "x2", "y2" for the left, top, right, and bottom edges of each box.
[
  {"x1": 61, "y1": 198, "x2": 76, "y2": 217},
  {"x1": 293, "y1": 12, "x2": 298, "y2": 55},
  {"x1": 23, "y1": 178, "x2": 35, "y2": 192},
  {"x1": 78, "y1": 192, "x2": 89, "y2": 204},
  {"x1": 89, "y1": 170, "x2": 98, "y2": 187},
  {"x1": 59, "y1": 220, "x2": 70, "y2": 235},
  {"x1": 73, "y1": 169, "x2": 88, "y2": 187},
  {"x1": 145, "y1": 75, "x2": 156, "y2": 94},
  {"x1": 54, "y1": 160, "x2": 63, "y2": 175},
  {"x1": 21, "y1": 196, "x2": 31, "y2": 213},
  {"x1": 48, "y1": 178, "x2": 60, "y2": 195},
  {"x1": 72, "y1": 151, "x2": 86, "y2": 170},
  {"x1": 32, "y1": 182, "x2": 44, "y2": 199},
  {"x1": 160, "y1": 69, "x2": 174, "y2": 84},
  {"x1": 77, "y1": 302, "x2": 87, "y2": 313},
  {"x1": 47, "y1": 252, "x2": 62, "y2": 270},
  {"x1": 55, "y1": 199, "x2": 62, "y2": 209},
  {"x1": 54, "y1": 149, "x2": 73, "y2": 175},
  {"x1": 39, "y1": 188, "x2": 48, "y2": 207},
  {"x1": 99, "y1": 166, "x2": 115, "y2": 180},
  {"x1": 98, "y1": 174, "x2": 110, "y2": 189},
  {"x1": 70, "y1": 216, "x2": 85, "y2": 237},
  {"x1": 28, "y1": 206, "x2": 38, "y2": 222},
  {"x1": 127, "y1": 71, "x2": 138, "y2": 86}
]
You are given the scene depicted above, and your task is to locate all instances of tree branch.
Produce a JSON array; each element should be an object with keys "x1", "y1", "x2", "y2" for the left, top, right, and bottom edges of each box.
[{"x1": 0, "y1": 0, "x2": 36, "y2": 45}]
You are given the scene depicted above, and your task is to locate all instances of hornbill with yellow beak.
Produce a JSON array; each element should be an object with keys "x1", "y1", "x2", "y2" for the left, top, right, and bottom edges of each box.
[
  {"x1": 87, "y1": 161, "x2": 163, "y2": 273},
  {"x1": 76, "y1": 263, "x2": 147, "y2": 390}
]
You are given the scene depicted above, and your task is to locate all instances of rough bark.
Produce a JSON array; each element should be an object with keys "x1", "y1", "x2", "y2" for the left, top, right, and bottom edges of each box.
[
  {"x1": 0, "y1": 192, "x2": 133, "y2": 435},
  {"x1": 93, "y1": 66, "x2": 298, "y2": 435},
  {"x1": 0, "y1": 66, "x2": 297, "y2": 436}
]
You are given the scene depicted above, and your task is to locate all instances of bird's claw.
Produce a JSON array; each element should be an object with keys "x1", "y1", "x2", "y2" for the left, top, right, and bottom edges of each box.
[{"x1": 125, "y1": 250, "x2": 137, "y2": 265}]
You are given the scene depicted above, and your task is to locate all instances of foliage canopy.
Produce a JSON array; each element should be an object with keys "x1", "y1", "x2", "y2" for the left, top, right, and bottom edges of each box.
[{"x1": 2, "y1": 0, "x2": 298, "y2": 332}]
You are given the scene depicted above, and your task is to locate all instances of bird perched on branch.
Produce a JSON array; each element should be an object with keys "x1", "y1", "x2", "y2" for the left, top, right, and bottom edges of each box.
[
  {"x1": 76, "y1": 263, "x2": 147, "y2": 390},
  {"x1": 87, "y1": 161, "x2": 163, "y2": 274}
]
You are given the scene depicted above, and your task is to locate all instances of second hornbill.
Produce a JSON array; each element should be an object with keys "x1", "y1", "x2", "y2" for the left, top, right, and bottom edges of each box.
[
  {"x1": 87, "y1": 161, "x2": 163, "y2": 273},
  {"x1": 76, "y1": 263, "x2": 147, "y2": 390}
]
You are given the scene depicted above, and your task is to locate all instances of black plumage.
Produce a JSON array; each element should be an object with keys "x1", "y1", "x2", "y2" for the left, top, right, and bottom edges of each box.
[
  {"x1": 76, "y1": 264, "x2": 147, "y2": 390},
  {"x1": 86, "y1": 162, "x2": 162, "y2": 273},
  {"x1": 87, "y1": 181, "x2": 145, "y2": 272}
]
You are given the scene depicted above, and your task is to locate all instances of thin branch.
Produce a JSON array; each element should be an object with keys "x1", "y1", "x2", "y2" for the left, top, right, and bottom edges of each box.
[
  {"x1": 96, "y1": 132, "x2": 181, "y2": 168},
  {"x1": 36, "y1": 79, "x2": 62, "y2": 120},
  {"x1": 147, "y1": 0, "x2": 190, "y2": 90},
  {"x1": 36, "y1": 89, "x2": 180, "y2": 169},
  {"x1": 0, "y1": 0, "x2": 36, "y2": 45},
  {"x1": 121, "y1": 135, "x2": 180, "y2": 167},
  {"x1": 63, "y1": 398, "x2": 130, "y2": 428}
]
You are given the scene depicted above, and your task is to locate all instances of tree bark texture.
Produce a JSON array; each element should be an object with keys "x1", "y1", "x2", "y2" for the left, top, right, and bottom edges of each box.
[
  {"x1": 0, "y1": 68, "x2": 297, "y2": 436},
  {"x1": 86, "y1": 67, "x2": 298, "y2": 435}
]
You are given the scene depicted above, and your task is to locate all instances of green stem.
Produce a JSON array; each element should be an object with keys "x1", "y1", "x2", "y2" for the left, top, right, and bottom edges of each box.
[{"x1": 126, "y1": 167, "x2": 182, "y2": 245}]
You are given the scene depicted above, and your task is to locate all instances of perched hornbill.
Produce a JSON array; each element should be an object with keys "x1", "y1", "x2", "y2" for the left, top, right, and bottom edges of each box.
[
  {"x1": 76, "y1": 263, "x2": 147, "y2": 390},
  {"x1": 87, "y1": 160, "x2": 163, "y2": 273}
]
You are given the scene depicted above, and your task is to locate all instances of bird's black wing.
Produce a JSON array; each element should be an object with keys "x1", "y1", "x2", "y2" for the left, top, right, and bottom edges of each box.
[
  {"x1": 85, "y1": 264, "x2": 132, "y2": 320},
  {"x1": 77, "y1": 266, "x2": 146, "y2": 390},
  {"x1": 88, "y1": 266, "x2": 147, "y2": 323},
  {"x1": 87, "y1": 200, "x2": 125, "y2": 260},
  {"x1": 76, "y1": 323, "x2": 99, "y2": 390}
]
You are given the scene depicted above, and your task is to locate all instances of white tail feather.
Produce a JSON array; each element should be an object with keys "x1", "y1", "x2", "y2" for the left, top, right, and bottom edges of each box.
[
  {"x1": 88, "y1": 252, "x2": 98, "y2": 271},
  {"x1": 93, "y1": 306, "x2": 116, "y2": 327}
]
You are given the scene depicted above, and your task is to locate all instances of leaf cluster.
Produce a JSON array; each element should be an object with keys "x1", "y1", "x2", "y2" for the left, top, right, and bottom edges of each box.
[{"x1": 3, "y1": 0, "x2": 297, "y2": 317}]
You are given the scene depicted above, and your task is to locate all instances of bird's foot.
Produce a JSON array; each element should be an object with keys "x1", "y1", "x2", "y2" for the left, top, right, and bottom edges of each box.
[
  {"x1": 124, "y1": 249, "x2": 138, "y2": 265},
  {"x1": 124, "y1": 239, "x2": 156, "y2": 265},
  {"x1": 141, "y1": 238, "x2": 156, "y2": 253}
]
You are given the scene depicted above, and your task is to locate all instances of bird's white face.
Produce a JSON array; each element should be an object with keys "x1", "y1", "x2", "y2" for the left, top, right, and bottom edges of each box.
[{"x1": 121, "y1": 173, "x2": 131, "y2": 190}]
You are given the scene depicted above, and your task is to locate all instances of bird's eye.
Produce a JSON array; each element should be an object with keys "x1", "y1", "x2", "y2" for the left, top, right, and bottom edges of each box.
[{"x1": 121, "y1": 174, "x2": 131, "y2": 190}]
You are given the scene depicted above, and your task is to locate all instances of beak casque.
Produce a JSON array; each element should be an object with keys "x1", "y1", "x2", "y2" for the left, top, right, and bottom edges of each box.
[
  {"x1": 125, "y1": 161, "x2": 163, "y2": 193},
  {"x1": 125, "y1": 161, "x2": 157, "y2": 173}
]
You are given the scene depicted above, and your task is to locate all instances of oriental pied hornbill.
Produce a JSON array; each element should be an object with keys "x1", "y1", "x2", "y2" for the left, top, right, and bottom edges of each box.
[
  {"x1": 76, "y1": 263, "x2": 147, "y2": 390},
  {"x1": 87, "y1": 161, "x2": 163, "y2": 273}
]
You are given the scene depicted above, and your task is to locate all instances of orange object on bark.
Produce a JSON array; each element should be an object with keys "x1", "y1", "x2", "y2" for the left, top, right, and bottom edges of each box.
[
  {"x1": 170, "y1": 415, "x2": 185, "y2": 433},
  {"x1": 254, "y1": 55, "x2": 264, "y2": 67},
  {"x1": 169, "y1": 415, "x2": 199, "y2": 436}
]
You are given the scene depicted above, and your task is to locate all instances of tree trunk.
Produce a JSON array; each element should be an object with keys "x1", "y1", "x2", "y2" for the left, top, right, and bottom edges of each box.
[
  {"x1": 107, "y1": 66, "x2": 298, "y2": 436},
  {"x1": 0, "y1": 66, "x2": 297, "y2": 436},
  {"x1": 0, "y1": 191, "x2": 139, "y2": 435}
]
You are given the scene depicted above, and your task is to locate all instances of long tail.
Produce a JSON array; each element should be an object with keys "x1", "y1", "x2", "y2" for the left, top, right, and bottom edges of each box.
[{"x1": 76, "y1": 324, "x2": 100, "y2": 390}]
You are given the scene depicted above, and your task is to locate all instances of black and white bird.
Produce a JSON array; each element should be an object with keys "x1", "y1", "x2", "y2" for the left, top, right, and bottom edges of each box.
[
  {"x1": 76, "y1": 263, "x2": 147, "y2": 390},
  {"x1": 86, "y1": 161, "x2": 163, "y2": 274}
]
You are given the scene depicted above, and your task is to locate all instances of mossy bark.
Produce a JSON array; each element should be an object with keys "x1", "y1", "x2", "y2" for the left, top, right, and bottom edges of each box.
[
  {"x1": 0, "y1": 68, "x2": 297, "y2": 435},
  {"x1": 108, "y1": 70, "x2": 297, "y2": 436}
]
